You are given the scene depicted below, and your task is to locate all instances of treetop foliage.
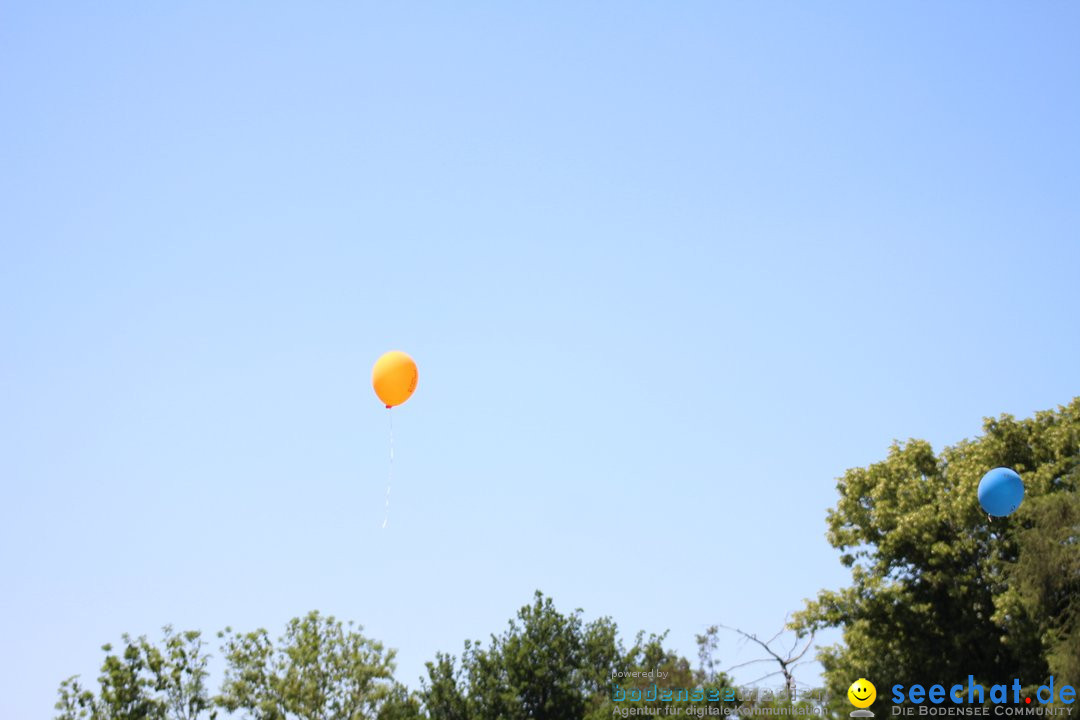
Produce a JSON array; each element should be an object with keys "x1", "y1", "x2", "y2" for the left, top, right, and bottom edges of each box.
[{"x1": 794, "y1": 398, "x2": 1080, "y2": 711}]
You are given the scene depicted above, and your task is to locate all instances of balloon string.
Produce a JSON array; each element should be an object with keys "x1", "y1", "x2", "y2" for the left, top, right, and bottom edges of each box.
[{"x1": 382, "y1": 410, "x2": 394, "y2": 529}]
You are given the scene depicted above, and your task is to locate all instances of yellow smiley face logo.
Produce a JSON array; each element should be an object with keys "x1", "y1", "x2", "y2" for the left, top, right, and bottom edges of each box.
[{"x1": 848, "y1": 678, "x2": 876, "y2": 708}]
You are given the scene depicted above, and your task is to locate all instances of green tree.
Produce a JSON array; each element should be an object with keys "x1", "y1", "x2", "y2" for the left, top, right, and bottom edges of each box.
[
  {"x1": 55, "y1": 628, "x2": 215, "y2": 720},
  {"x1": 418, "y1": 653, "x2": 470, "y2": 720},
  {"x1": 374, "y1": 684, "x2": 424, "y2": 720},
  {"x1": 151, "y1": 627, "x2": 217, "y2": 720},
  {"x1": 419, "y1": 591, "x2": 735, "y2": 720},
  {"x1": 1001, "y1": 489, "x2": 1080, "y2": 683},
  {"x1": 793, "y1": 398, "x2": 1080, "y2": 712},
  {"x1": 421, "y1": 592, "x2": 614, "y2": 720},
  {"x1": 217, "y1": 610, "x2": 401, "y2": 720}
]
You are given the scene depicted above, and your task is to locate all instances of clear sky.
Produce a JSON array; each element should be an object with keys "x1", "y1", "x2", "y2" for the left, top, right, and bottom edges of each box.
[{"x1": 2, "y1": 2, "x2": 1078, "y2": 717}]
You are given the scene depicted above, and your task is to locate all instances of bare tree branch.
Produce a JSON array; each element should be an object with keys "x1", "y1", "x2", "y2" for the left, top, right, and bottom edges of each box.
[
  {"x1": 726, "y1": 658, "x2": 780, "y2": 672},
  {"x1": 746, "y1": 671, "x2": 784, "y2": 685},
  {"x1": 713, "y1": 621, "x2": 818, "y2": 699}
]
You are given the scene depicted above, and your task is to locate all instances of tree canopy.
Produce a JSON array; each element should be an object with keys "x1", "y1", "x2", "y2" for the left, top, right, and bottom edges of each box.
[
  {"x1": 55, "y1": 595, "x2": 731, "y2": 720},
  {"x1": 793, "y1": 398, "x2": 1080, "y2": 711},
  {"x1": 217, "y1": 611, "x2": 403, "y2": 720},
  {"x1": 56, "y1": 627, "x2": 216, "y2": 720}
]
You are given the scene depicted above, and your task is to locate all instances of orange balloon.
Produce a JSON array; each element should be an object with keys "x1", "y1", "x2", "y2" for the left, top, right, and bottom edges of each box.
[{"x1": 372, "y1": 351, "x2": 418, "y2": 408}]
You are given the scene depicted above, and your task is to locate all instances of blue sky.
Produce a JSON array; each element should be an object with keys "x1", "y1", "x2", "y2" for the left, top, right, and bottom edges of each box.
[{"x1": 2, "y1": 2, "x2": 1078, "y2": 717}]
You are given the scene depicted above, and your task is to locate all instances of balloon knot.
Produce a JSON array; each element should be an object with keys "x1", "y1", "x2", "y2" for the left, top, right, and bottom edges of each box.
[{"x1": 386, "y1": 405, "x2": 393, "y2": 409}]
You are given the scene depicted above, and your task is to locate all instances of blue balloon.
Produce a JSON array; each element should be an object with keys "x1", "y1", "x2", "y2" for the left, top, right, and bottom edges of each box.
[{"x1": 978, "y1": 467, "x2": 1024, "y2": 517}]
